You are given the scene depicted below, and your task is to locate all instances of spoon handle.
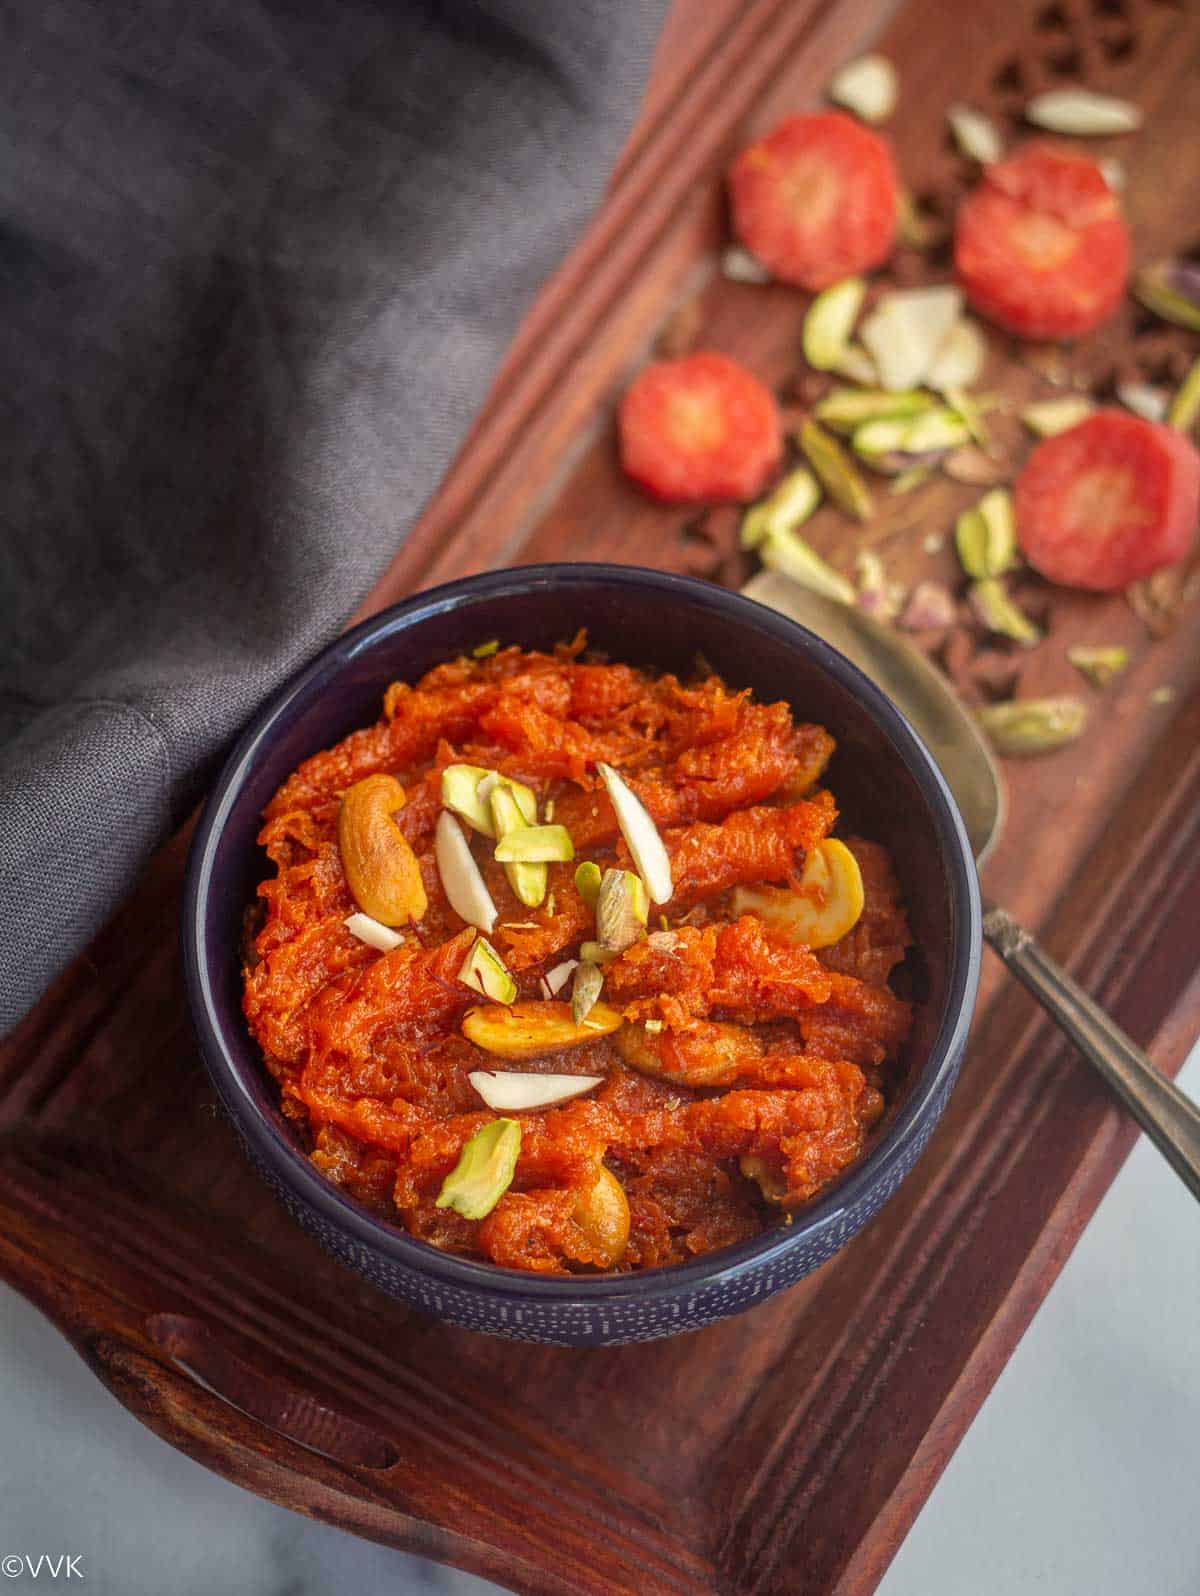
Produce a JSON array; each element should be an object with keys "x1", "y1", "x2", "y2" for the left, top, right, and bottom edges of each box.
[{"x1": 982, "y1": 903, "x2": 1200, "y2": 1201}]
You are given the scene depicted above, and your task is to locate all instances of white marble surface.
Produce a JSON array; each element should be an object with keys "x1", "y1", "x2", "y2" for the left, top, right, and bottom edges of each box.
[{"x1": 1, "y1": 1043, "x2": 1196, "y2": 1595}]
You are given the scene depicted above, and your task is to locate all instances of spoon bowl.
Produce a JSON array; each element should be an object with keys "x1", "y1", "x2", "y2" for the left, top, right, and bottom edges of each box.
[{"x1": 745, "y1": 569, "x2": 1200, "y2": 1202}]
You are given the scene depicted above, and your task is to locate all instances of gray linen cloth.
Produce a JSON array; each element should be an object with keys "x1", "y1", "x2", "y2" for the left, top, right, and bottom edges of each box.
[{"x1": 0, "y1": 0, "x2": 666, "y2": 1030}]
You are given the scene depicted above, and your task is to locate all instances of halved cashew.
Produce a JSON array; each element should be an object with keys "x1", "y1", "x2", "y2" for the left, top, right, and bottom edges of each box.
[
  {"x1": 338, "y1": 774, "x2": 428, "y2": 926},
  {"x1": 573, "y1": 1166, "x2": 630, "y2": 1267},
  {"x1": 462, "y1": 1000, "x2": 623, "y2": 1060},
  {"x1": 615, "y1": 1019, "x2": 762, "y2": 1087},
  {"x1": 731, "y1": 837, "x2": 864, "y2": 950}
]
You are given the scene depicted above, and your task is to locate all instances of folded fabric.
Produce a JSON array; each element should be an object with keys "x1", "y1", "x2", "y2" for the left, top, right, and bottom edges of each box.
[{"x1": 0, "y1": 0, "x2": 666, "y2": 1031}]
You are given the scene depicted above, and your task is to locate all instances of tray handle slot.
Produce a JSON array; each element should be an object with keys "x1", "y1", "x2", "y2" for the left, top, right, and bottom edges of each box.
[{"x1": 146, "y1": 1312, "x2": 400, "y2": 1472}]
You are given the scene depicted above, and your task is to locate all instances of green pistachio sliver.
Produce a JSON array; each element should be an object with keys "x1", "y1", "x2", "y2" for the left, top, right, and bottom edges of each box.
[
  {"x1": 458, "y1": 936, "x2": 519, "y2": 1005},
  {"x1": 472, "y1": 639, "x2": 501, "y2": 658},
  {"x1": 899, "y1": 407, "x2": 972, "y2": 454},
  {"x1": 1067, "y1": 645, "x2": 1131, "y2": 689},
  {"x1": 851, "y1": 416, "x2": 912, "y2": 459},
  {"x1": 596, "y1": 868, "x2": 649, "y2": 954},
  {"x1": 435, "y1": 1118, "x2": 521, "y2": 1220},
  {"x1": 441, "y1": 763, "x2": 501, "y2": 836},
  {"x1": 798, "y1": 419, "x2": 873, "y2": 521},
  {"x1": 571, "y1": 961, "x2": 605, "y2": 1025},
  {"x1": 1133, "y1": 262, "x2": 1200, "y2": 334},
  {"x1": 969, "y1": 579, "x2": 1040, "y2": 647},
  {"x1": 977, "y1": 697, "x2": 1088, "y2": 757},
  {"x1": 494, "y1": 824, "x2": 575, "y2": 864},
  {"x1": 739, "y1": 466, "x2": 821, "y2": 551},
  {"x1": 957, "y1": 489, "x2": 1017, "y2": 580},
  {"x1": 945, "y1": 386, "x2": 990, "y2": 449},
  {"x1": 1021, "y1": 396, "x2": 1095, "y2": 438},
  {"x1": 803, "y1": 277, "x2": 866, "y2": 371},
  {"x1": 490, "y1": 784, "x2": 546, "y2": 909},
  {"x1": 814, "y1": 387, "x2": 934, "y2": 434},
  {"x1": 574, "y1": 861, "x2": 602, "y2": 910},
  {"x1": 1168, "y1": 356, "x2": 1200, "y2": 433},
  {"x1": 832, "y1": 345, "x2": 878, "y2": 385},
  {"x1": 578, "y1": 940, "x2": 617, "y2": 966},
  {"x1": 759, "y1": 525, "x2": 856, "y2": 605},
  {"x1": 890, "y1": 462, "x2": 934, "y2": 495}
]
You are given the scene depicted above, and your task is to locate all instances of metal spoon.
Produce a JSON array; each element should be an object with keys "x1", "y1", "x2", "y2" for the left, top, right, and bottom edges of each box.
[{"x1": 746, "y1": 569, "x2": 1200, "y2": 1199}]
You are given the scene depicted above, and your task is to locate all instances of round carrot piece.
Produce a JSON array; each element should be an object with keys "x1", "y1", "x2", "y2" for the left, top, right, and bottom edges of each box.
[
  {"x1": 727, "y1": 112, "x2": 898, "y2": 291},
  {"x1": 618, "y1": 351, "x2": 782, "y2": 504},
  {"x1": 1014, "y1": 410, "x2": 1200, "y2": 591},
  {"x1": 954, "y1": 142, "x2": 1129, "y2": 340}
]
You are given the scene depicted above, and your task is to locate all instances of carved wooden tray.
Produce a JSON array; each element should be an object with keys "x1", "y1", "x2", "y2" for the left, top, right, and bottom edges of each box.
[{"x1": 3, "y1": 0, "x2": 1198, "y2": 1591}]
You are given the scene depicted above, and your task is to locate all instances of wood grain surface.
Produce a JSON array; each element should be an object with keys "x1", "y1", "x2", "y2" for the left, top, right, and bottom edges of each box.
[{"x1": 3, "y1": 0, "x2": 1199, "y2": 1592}]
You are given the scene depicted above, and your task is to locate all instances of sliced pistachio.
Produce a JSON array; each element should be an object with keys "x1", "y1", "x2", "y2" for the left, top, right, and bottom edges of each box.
[
  {"x1": 571, "y1": 961, "x2": 605, "y2": 1025},
  {"x1": 739, "y1": 466, "x2": 821, "y2": 550},
  {"x1": 1134, "y1": 261, "x2": 1200, "y2": 333},
  {"x1": 890, "y1": 462, "x2": 934, "y2": 495},
  {"x1": 458, "y1": 936, "x2": 519, "y2": 1004},
  {"x1": 977, "y1": 697, "x2": 1088, "y2": 757},
  {"x1": 1116, "y1": 382, "x2": 1169, "y2": 423},
  {"x1": 595, "y1": 868, "x2": 650, "y2": 954},
  {"x1": 969, "y1": 579, "x2": 1040, "y2": 647},
  {"x1": 759, "y1": 525, "x2": 856, "y2": 605},
  {"x1": 472, "y1": 639, "x2": 501, "y2": 658},
  {"x1": 852, "y1": 408, "x2": 969, "y2": 472},
  {"x1": 1150, "y1": 686, "x2": 1177, "y2": 706},
  {"x1": 956, "y1": 489, "x2": 1017, "y2": 580},
  {"x1": 945, "y1": 386, "x2": 991, "y2": 449},
  {"x1": 596, "y1": 763, "x2": 673, "y2": 905},
  {"x1": 574, "y1": 860, "x2": 602, "y2": 910},
  {"x1": 832, "y1": 345, "x2": 879, "y2": 385},
  {"x1": 1025, "y1": 88, "x2": 1142, "y2": 136},
  {"x1": 435, "y1": 1118, "x2": 521, "y2": 1220},
  {"x1": 435, "y1": 811, "x2": 499, "y2": 933},
  {"x1": 860, "y1": 286, "x2": 963, "y2": 392},
  {"x1": 815, "y1": 387, "x2": 935, "y2": 434},
  {"x1": 442, "y1": 764, "x2": 536, "y2": 837},
  {"x1": 578, "y1": 940, "x2": 617, "y2": 966},
  {"x1": 803, "y1": 277, "x2": 866, "y2": 371},
  {"x1": 490, "y1": 784, "x2": 546, "y2": 909},
  {"x1": 828, "y1": 53, "x2": 897, "y2": 124},
  {"x1": 901, "y1": 406, "x2": 974, "y2": 454},
  {"x1": 721, "y1": 244, "x2": 772, "y2": 284},
  {"x1": 1168, "y1": 356, "x2": 1200, "y2": 433},
  {"x1": 926, "y1": 319, "x2": 989, "y2": 393},
  {"x1": 1021, "y1": 396, "x2": 1095, "y2": 438},
  {"x1": 855, "y1": 550, "x2": 902, "y2": 622},
  {"x1": 1067, "y1": 645, "x2": 1130, "y2": 689},
  {"x1": 493, "y1": 824, "x2": 575, "y2": 864},
  {"x1": 946, "y1": 103, "x2": 1003, "y2": 164},
  {"x1": 797, "y1": 419, "x2": 873, "y2": 520}
]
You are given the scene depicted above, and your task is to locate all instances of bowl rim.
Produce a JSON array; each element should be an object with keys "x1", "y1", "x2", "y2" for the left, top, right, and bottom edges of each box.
[{"x1": 183, "y1": 562, "x2": 981, "y2": 1305}]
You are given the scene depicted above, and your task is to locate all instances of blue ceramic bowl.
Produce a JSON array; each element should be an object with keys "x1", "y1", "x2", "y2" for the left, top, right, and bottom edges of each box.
[{"x1": 183, "y1": 564, "x2": 980, "y2": 1346}]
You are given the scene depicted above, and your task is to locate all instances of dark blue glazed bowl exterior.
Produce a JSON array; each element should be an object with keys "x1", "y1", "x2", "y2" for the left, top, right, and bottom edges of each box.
[{"x1": 183, "y1": 564, "x2": 981, "y2": 1346}]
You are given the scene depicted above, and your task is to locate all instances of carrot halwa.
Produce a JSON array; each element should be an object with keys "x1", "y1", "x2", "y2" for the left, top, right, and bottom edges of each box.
[{"x1": 243, "y1": 637, "x2": 916, "y2": 1274}]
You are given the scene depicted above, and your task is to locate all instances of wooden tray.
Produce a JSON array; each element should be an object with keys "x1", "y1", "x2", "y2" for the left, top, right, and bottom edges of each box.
[{"x1": 4, "y1": 0, "x2": 1199, "y2": 1590}]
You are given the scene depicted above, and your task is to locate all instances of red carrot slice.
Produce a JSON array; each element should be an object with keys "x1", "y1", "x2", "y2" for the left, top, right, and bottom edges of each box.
[
  {"x1": 727, "y1": 112, "x2": 898, "y2": 291},
  {"x1": 954, "y1": 142, "x2": 1129, "y2": 339},
  {"x1": 618, "y1": 351, "x2": 782, "y2": 504},
  {"x1": 1014, "y1": 410, "x2": 1200, "y2": 590}
]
